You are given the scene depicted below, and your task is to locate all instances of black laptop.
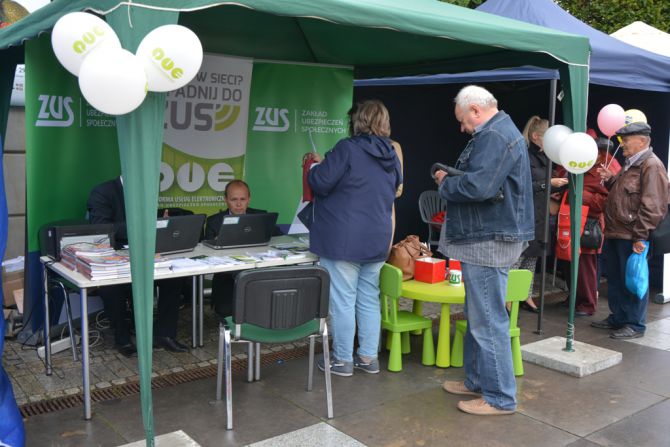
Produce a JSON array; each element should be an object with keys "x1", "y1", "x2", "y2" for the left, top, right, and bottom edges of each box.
[
  {"x1": 155, "y1": 214, "x2": 206, "y2": 255},
  {"x1": 203, "y1": 212, "x2": 278, "y2": 250}
]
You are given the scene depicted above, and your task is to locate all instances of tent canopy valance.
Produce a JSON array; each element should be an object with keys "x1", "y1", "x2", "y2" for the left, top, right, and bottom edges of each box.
[{"x1": 0, "y1": 0, "x2": 590, "y2": 78}]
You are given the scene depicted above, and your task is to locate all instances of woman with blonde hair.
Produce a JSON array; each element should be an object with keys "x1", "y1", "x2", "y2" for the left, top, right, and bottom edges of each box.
[{"x1": 513, "y1": 116, "x2": 568, "y2": 312}]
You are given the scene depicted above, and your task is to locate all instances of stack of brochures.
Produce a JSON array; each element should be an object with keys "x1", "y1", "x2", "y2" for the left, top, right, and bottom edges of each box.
[
  {"x1": 76, "y1": 253, "x2": 131, "y2": 280},
  {"x1": 60, "y1": 243, "x2": 116, "y2": 272}
]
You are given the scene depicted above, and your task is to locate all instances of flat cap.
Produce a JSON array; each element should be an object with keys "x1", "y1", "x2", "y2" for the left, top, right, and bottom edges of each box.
[{"x1": 616, "y1": 122, "x2": 651, "y2": 136}]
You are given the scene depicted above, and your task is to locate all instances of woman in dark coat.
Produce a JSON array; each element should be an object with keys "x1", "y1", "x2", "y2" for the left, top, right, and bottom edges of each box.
[{"x1": 512, "y1": 116, "x2": 568, "y2": 312}]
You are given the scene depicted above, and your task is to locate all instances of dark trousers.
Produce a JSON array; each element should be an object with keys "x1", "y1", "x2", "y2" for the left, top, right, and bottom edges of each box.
[
  {"x1": 99, "y1": 277, "x2": 182, "y2": 345},
  {"x1": 211, "y1": 272, "x2": 235, "y2": 318},
  {"x1": 563, "y1": 253, "x2": 599, "y2": 314},
  {"x1": 604, "y1": 239, "x2": 648, "y2": 332}
]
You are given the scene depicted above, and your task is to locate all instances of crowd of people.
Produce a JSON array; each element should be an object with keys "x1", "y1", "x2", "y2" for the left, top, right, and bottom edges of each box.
[{"x1": 86, "y1": 84, "x2": 668, "y2": 419}]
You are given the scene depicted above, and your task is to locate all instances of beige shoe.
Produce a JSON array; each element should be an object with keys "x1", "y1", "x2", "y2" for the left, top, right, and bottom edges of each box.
[
  {"x1": 442, "y1": 381, "x2": 481, "y2": 396},
  {"x1": 457, "y1": 398, "x2": 515, "y2": 415}
]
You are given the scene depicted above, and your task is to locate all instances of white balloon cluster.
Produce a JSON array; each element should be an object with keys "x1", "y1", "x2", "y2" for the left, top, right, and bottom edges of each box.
[
  {"x1": 51, "y1": 13, "x2": 203, "y2": 115},
  {"x1": 543, "y1": 124, "x2": 597, "y2": 174}
]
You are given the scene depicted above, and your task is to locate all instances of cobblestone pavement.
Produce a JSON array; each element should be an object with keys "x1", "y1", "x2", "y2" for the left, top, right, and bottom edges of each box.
[{"x1": 3, "y1": 273, "x2": 567, "y2": 406}]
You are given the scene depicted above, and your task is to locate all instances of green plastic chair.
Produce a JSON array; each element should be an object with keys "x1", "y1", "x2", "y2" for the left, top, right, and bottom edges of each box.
[
  {"x1": 380, "y1": 263, "x2": 435, "y2": 372},
  {"x1": 450, "y1": 269, "x2": 533, "y2": 376}
]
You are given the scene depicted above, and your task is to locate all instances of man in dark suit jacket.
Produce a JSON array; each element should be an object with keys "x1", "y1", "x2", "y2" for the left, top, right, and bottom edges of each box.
[
  {"x1": 87, "y1": 176, "x2": 188, "y2": 356},
  {"x1": 205, "y1": 180, "x2": 279, "y2": 317}
]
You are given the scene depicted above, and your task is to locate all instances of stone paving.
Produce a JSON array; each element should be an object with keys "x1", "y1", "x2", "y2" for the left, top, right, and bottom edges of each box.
[{"x1": 3, "y1": 273, "x2": 566, "y2": 406}]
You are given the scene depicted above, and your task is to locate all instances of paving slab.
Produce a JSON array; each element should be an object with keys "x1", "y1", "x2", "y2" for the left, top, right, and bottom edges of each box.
[
  {"x1": 521, "y1": 336, "x2": 622, "y2": 377},
  {"x1": 247, "y1": 422, "x2": 365, "y2": 447},
  {"x1": 119, "y1": 430, "x2": 200, "y2": 447}
]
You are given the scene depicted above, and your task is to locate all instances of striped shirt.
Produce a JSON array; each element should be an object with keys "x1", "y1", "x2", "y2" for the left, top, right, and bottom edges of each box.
[
  {"x1": 438, "y1": 223, "x2": 526, "y2": 267},
  {"x1": 439, "y1": 239, "x2": 525, "y2": 268}
]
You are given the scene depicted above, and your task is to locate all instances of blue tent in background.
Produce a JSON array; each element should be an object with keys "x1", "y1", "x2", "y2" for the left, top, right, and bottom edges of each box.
[
  {"x1": 476, "y1": 0, "x2": 670, "y2": 92},
  {"x1": 357, "y1": 0, "x2": 670, "y2": 91}
]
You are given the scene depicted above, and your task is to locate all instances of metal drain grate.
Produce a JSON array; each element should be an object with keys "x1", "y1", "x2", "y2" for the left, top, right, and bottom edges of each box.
[{"x1": 20, "y1": 344, "x2": 314, "y2": 418}]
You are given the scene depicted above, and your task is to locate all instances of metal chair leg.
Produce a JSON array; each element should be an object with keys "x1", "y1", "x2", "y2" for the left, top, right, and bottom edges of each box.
[
  {"x1": 216, "y1": 323, "x2": 225, "y2": 401},
  {"x1": 552, "y1": 255, "x2": 557, "y2": 287},
  {"x1": 247, "y1": 342, "x2": 254, "y2": 383},
  {"x1": 307, "y1": 335, "x2": 316, "y2": 391},
  {"x1": 224, "y1": 327, "x2": 233, "y2": 430},
  {"x1": 63, "y1": 290, "x2": 79, "y2": 361},
  {"x1": 322, "y1": 324, "x2": 334, "y2": 419},
  {"x1": 51, "y1": 280, "x2": 78, "y2": 362},
  {"x1": 255, "y1": 343, "x2": 261, "y2": 381}
]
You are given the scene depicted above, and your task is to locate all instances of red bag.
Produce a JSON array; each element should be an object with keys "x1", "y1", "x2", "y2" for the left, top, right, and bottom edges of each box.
[
  {"x1": 556, "y1": 193, "x2": 588, "y2": 262},
  {"x1": 302, "y1": 153, "x2": 317, "y2": 202},
  {"x1": 431, "y1": 210, "x2": 446, "y2": 231}
]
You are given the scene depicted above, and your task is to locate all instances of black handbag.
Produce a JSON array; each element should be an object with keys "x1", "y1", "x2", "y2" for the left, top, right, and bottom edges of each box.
[
  {"x1": 580, "y1": 217, "x2": 603, "y2": 249},
  {"x1": 651, "y1": 205, "x2": 670, "y2": 254}
]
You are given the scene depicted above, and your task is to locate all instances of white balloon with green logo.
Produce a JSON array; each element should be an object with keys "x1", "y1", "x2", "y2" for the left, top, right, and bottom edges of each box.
[
  {"x1": 51, "y1": 12, "x2": 121, "y2": 76},
  {"x1": 136, "y1": 24, "x2": 203, "y2": 92},
  {"x1": 78, "y1": 47, "x2": 147, "y2": 115},
  {"x1": 543, "y1": 124, "x2": 572, "y2": 164},
  {"x1": 558, "y1": 132, "x2": 598, "y2": 174}
]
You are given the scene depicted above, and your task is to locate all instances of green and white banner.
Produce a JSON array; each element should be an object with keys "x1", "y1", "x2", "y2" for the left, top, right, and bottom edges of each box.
[
  {"x1": 159, "y1": 54, "x2": 253, "y2": 214},
  {"x1": 25, "y1": 36, "x2": 120, "y2": 253},
  {"x1": 158, "y1": 57, "x2": 353, "y2": 223},
  {"x1": 244, "y1": 62, "x2": 353, "y2": 227}
]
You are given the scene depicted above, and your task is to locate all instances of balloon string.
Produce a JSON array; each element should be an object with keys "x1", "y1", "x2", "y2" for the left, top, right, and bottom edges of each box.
[{"x1": 606, "y1": 143, "x2": 621, "y2": 170}]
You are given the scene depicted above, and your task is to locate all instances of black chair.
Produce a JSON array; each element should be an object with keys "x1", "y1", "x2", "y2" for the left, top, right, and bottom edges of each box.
[
  {"x1": 418, "y1": 190, "x2": 447, "y2": 250},
  {"x1": 215, "y1": 265, "x2": 333, "y2": 430}
]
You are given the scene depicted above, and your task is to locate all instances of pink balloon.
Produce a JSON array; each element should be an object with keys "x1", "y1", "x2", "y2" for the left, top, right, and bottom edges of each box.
[{"x1": 597, "y1": 104, "x2": 626, "y2": 137}]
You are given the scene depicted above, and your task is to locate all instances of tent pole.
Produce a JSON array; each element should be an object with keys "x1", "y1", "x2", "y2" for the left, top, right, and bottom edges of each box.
[
  {"x1": 659, "y1": 134, "x2": 670, "y2": 305},
  {"x1": 535, "y1": 78, "x2": 558, "y2": 334}
]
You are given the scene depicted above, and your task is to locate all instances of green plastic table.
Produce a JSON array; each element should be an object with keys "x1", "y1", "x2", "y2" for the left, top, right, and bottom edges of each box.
[{"x1": 401, "y1": 279, "x2": 465, "y2": 368}]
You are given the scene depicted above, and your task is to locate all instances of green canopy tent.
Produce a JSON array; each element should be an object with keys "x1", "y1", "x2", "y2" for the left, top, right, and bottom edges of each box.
[{"x1": 0, "y1": 0, "x2": 589, "y2": 444}]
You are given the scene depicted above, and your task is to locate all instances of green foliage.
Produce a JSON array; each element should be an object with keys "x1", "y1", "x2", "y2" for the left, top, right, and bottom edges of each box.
[
  {"x1": 441, "y1": 0, "x2": 484, "y2": 9},
  {"x1": 557, "y1": 0, "x2": 670, "y2": 34},
  {"x1": 441, "y1": 0, "x2": 670, "y2": 34}
]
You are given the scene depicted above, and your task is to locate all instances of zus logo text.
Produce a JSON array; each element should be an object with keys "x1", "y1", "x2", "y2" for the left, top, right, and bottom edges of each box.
[
  {"x1": 36, "y1": 95, "x2": 74, "y2": 127},
  {"x1": 252, "y1": 107, "x2": 289, "y2": 132}
]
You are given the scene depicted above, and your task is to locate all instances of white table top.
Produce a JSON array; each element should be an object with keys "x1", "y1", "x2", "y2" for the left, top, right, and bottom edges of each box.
[{"x1": 41, "y1": 235, "x2": 318, "y2": 289}]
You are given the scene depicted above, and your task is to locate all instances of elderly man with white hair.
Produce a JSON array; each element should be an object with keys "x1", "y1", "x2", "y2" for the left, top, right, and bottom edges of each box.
[{"x1": 433, "y1": 85, "x2": 534, "y2": 416}]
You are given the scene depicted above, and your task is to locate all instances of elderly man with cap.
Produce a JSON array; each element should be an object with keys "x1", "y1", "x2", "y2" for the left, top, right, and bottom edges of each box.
[{"x1": 595, "y1": 122, "x2": 669, "y2": 339}]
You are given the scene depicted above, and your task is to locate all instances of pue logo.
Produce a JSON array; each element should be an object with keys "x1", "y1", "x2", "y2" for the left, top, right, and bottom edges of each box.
[
  {"x1": 35, "y1": 95, "x2": 74, "y2": 127},
  {"x1": 151, "y1": 47, "x2": 184, "y2": 81},
  {"x1": 252, "y1": 107, "x2": 289, "y2": 132},
  {"x1": 72, "y1": 26, "x2": 107, "y2": 55}
]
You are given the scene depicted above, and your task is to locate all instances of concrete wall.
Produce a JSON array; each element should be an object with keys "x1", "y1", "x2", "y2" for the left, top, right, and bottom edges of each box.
[{"x1": 3, "y1": 107, "x2": 26, "y2": 260}]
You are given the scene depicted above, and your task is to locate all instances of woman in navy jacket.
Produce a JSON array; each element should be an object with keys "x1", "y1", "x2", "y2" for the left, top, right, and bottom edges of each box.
[{"x1": 307, "y1": 100, "x2": 402, "y2": 376}]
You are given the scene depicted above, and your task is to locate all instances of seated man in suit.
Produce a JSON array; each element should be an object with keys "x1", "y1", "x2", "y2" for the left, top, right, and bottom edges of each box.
[
  {"x1": 87, "y1": 176, "x2": 189, "y2": 357},
  {"x1": 205, "y1": 180, "x2": 279, "y2": 317}
]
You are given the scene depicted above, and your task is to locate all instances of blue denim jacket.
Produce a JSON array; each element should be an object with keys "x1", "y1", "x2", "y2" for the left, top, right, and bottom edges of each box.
[{"x1": 439, "y1": 111, "x2": 534, "y2": 243}]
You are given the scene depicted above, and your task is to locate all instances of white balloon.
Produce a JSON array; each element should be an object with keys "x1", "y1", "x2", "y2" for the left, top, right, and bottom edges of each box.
[
  {"x1": 558, "y1": 132, "x2": 598, "y2": 174},
  {"x1": 78, "y1": 47, "x2": 147, "y2": 116},
  {"x1": 543, "y1": 124, "x2": 573, "y2": 164},
  {"x1": 136, "y1": 24, "x2": 203, "y2": 92},
  {"x1": 51, "y1": 12, "x2": 121, "y2": 76}
]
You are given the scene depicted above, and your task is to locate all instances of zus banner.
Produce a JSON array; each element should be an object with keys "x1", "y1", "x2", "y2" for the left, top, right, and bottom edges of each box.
[
  {"x1": 159, "y1": 54, "x2": 253, "y2": 214},
  {"x1": 244, "y1": 62, "x2": 353, "y2": 227},
  {"x1": 25, "y1": 36, "x2": 120, "y2": 253}
]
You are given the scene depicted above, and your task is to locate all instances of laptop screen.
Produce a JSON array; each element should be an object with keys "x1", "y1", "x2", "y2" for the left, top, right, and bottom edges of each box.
[
  {"x1": 205, "y1": 212, "x2": 278, "y2": 249},
  {"x1": 155, "y1": 214, "x2": 206, "y2": 255}
]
